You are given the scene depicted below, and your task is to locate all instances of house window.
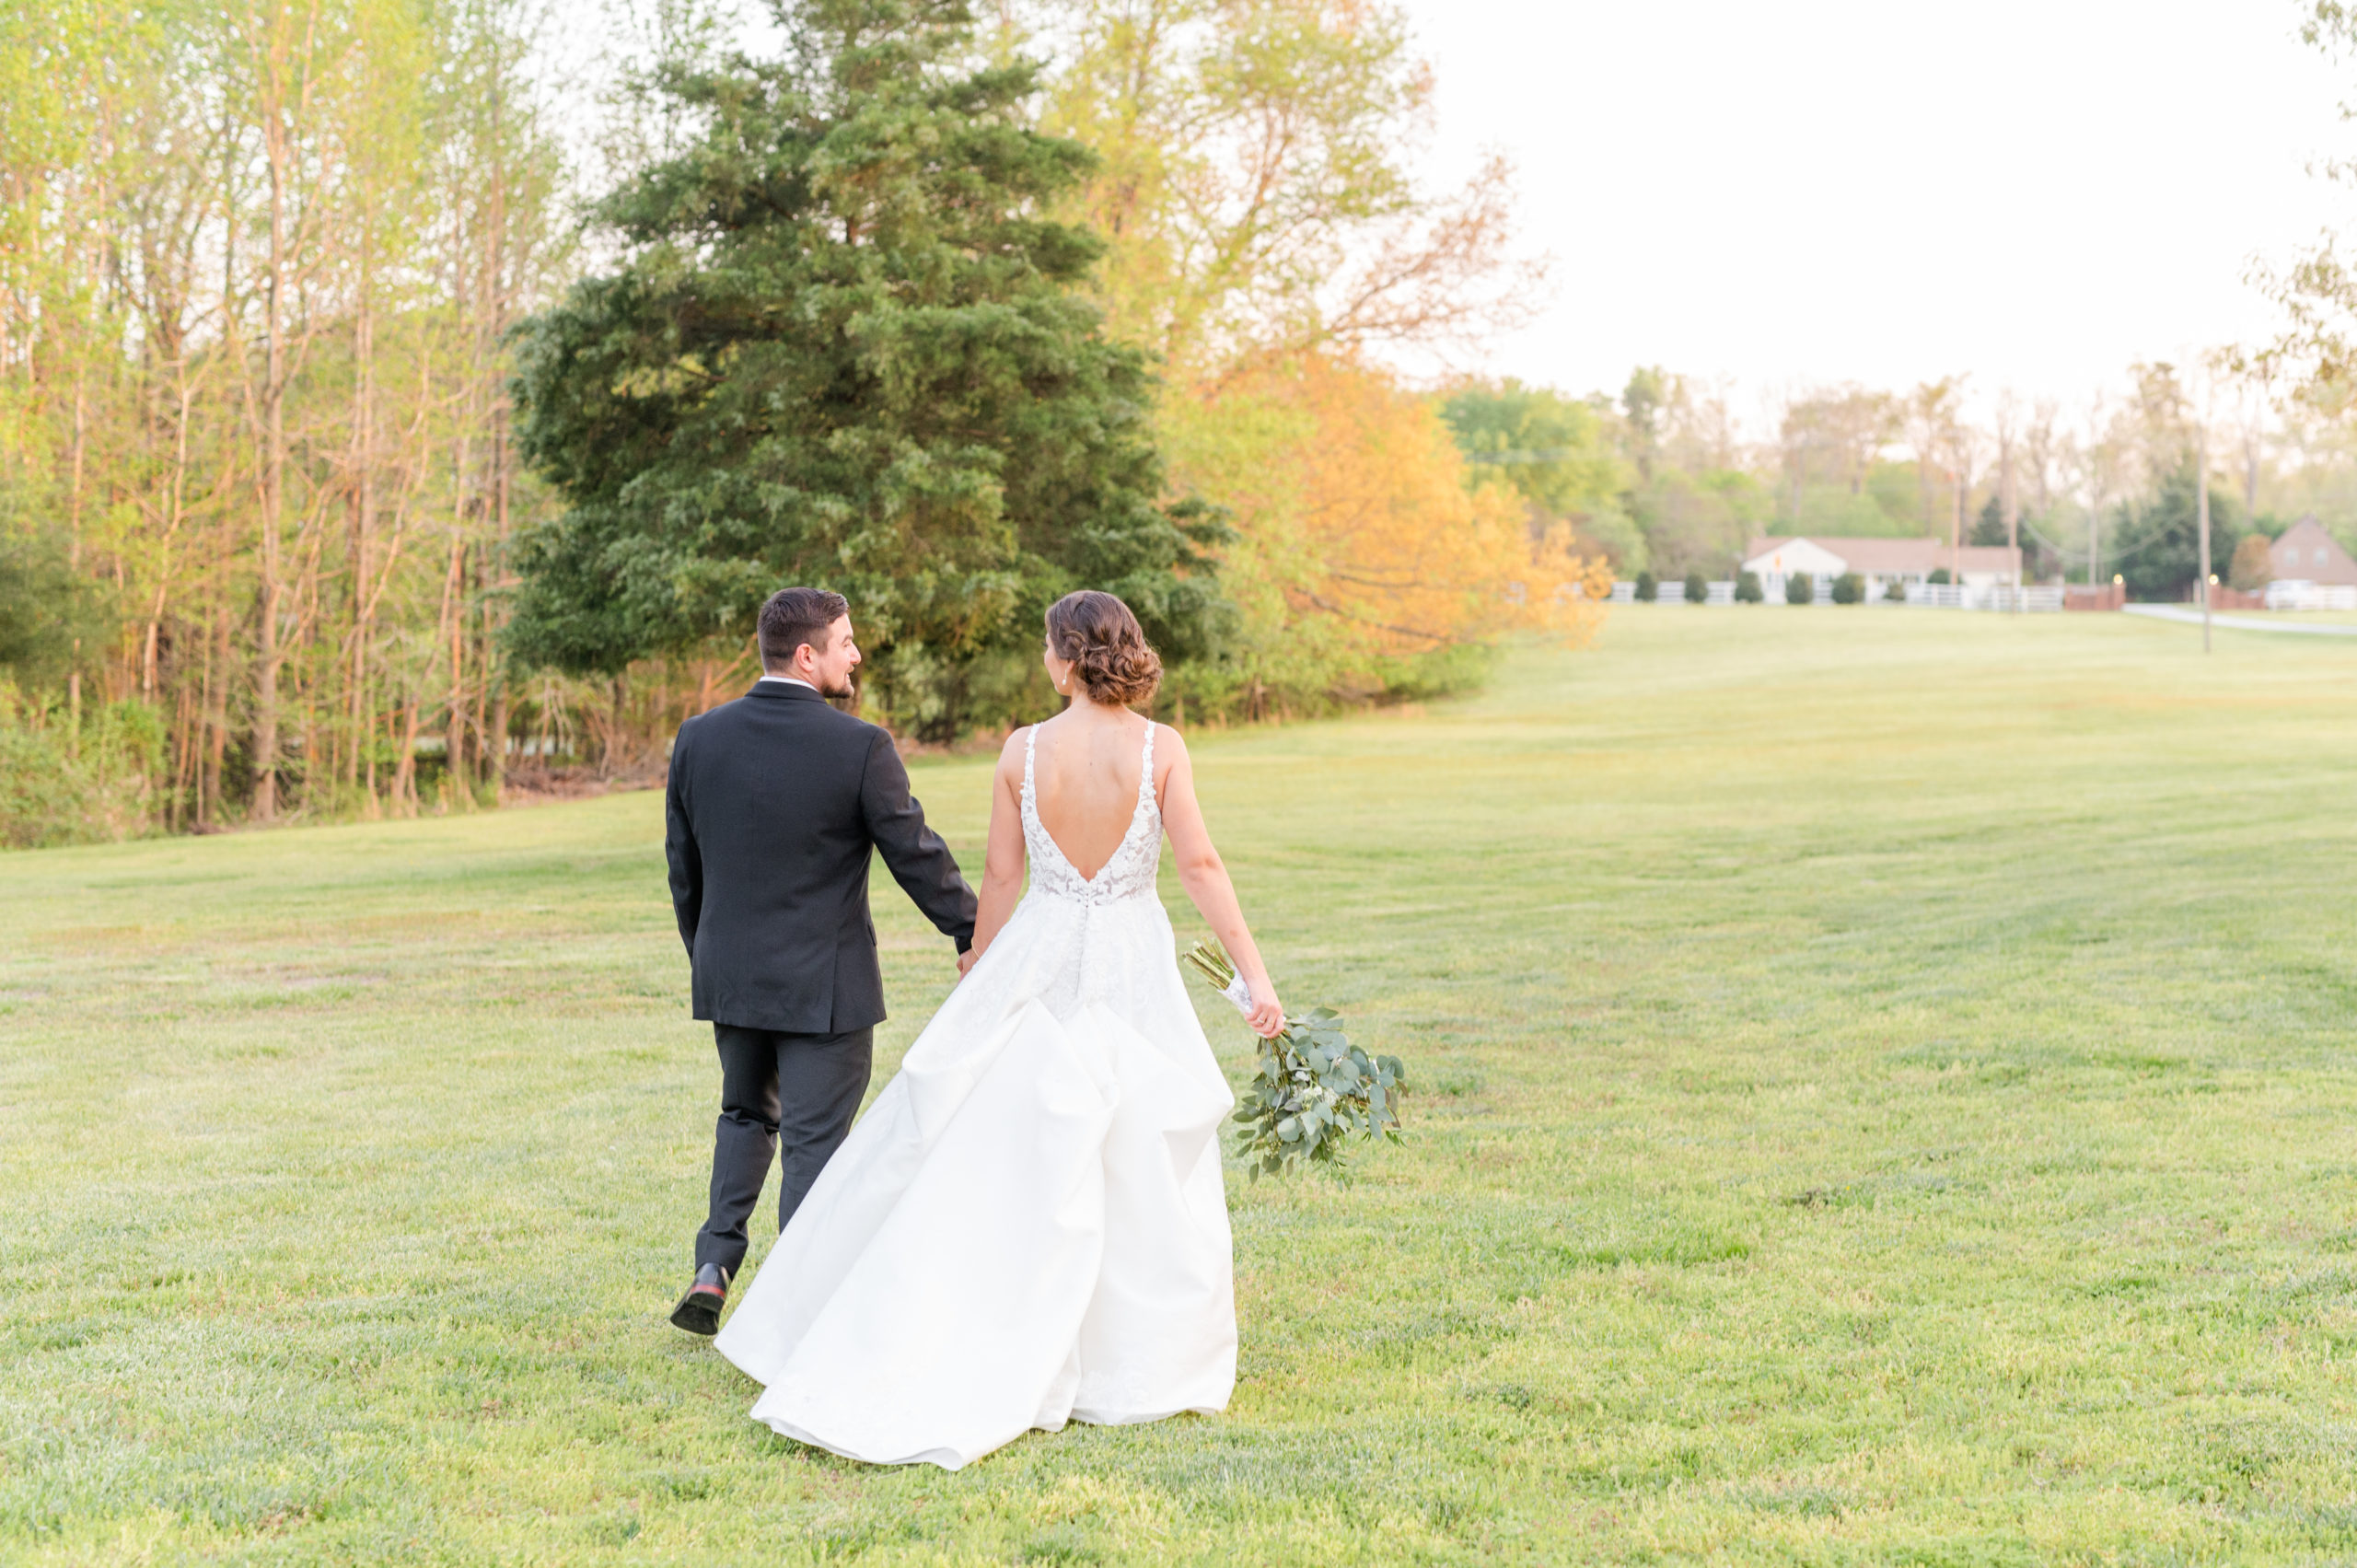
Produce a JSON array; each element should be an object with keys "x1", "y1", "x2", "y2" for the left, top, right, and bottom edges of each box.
[{"x1": 2318, "y1": 549, "x2": 2330, "y2": 566}]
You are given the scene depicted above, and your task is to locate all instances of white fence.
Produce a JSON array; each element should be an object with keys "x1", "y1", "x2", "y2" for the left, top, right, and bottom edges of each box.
[
  {"x1": 1895, "y1": 583, "x2": 2064, "y2": 612},
  {"x1": 1608, "y1": 581, "x2": 1738, "y2": 606},
  {"x1": 2264, "y1": 580, "x2": 2357, "y2": 611},
  {"x1": 1609, "y1": 579, "x2": 2061, "y2": 611}
]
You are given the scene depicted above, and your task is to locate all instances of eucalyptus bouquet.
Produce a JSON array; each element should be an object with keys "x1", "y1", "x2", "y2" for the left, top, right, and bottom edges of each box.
[{"x1": 1181, "y1": 939, "x2": 1407, "y2": 1179}]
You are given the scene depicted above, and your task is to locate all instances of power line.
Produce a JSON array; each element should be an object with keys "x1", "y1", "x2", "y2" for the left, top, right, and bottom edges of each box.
[{"x1": 2020, "y1": 515, "x2": 2177, "y2": 572}]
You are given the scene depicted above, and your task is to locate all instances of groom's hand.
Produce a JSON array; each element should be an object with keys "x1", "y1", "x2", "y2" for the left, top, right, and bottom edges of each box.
[{"x1": 957, "y1": 948, "x2": 980, "y2": 977}]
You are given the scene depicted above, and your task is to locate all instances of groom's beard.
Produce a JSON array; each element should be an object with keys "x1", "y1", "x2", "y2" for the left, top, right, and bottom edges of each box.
[{"x1": 818, "y1": 672, "x2": 857, "y2": 701}]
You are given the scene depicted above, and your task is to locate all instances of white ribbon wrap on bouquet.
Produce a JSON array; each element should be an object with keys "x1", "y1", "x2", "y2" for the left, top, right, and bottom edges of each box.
[{"x1": 1219, "y1": 974, "x2": 1254, "y2": 1018}]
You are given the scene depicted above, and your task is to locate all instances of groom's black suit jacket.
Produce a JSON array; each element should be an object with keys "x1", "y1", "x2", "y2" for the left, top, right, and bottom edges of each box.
[{"x1": 665, "y1": 681, "x2": 976, "y2": 1034}]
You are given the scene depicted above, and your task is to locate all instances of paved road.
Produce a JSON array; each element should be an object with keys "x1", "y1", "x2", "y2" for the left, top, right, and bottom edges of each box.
[{"x1": 2122, "y1": 604, "x2": 2357, "y2": 637}]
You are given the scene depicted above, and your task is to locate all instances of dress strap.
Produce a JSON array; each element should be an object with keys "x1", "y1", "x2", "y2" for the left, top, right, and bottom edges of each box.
[
  {"x1": 1137, "y1": 722, "x2": 1156, "y2": 811},
  {"x1": 1022, "y1": 723, "x2": 1039, "y2": 801}
]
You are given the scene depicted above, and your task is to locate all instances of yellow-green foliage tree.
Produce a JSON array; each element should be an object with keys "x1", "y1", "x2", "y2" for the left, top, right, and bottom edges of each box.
[
  {"x1": 0, "y1": 0, "x2": 578, "y2": 842},
  {"x1": 1161, "y1": 356, "x2": 1606, "y2": 718},
  {"x1": 1439, "y1": 379, "x2": 1640, "y2": 570},
  {"x1": 1025, "y1": 0, "x2": 1576, "y2": 715}
]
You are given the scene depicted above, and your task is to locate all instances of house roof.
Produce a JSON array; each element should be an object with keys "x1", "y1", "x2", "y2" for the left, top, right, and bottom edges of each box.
[
  {"x1": 1743, "y1": 537, "x2": 2022, "y2": 575},
  {"x1": 2270, "y1": 516, "x2": 2357, "y2": 586}
]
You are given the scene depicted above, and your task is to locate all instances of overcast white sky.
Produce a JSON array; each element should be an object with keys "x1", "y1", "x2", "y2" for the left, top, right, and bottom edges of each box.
[{"x1": 1400, "y1": 0, "x2": 2354, "y2": 416}]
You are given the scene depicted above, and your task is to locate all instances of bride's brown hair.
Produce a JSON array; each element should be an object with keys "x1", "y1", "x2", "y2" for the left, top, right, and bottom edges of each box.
[{"x1": 1046, "y1": 590, "x2": 1162, "y2": 706}]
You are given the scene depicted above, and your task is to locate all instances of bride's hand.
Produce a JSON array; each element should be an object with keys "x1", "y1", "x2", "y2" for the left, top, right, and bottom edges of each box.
[{"x1": 1245, "y1": 979, "x2": 1284, "y2": 1039}]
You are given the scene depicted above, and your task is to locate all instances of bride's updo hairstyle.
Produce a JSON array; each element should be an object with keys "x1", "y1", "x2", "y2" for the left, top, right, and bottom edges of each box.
[{"x1": 1046, "y1": 589, "x2": 1163, "y2": 707}]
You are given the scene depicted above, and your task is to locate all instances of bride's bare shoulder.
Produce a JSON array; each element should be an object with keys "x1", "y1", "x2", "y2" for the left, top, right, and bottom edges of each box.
[
  {"x1": 1150, "y1": 721, "x2": 1191, "y2": 784},
  {"x1": 994, "y1": 725, "x2": 1034, "y2": 781}
]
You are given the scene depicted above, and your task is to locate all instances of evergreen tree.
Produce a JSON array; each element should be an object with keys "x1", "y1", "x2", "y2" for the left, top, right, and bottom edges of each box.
[
  {"x1": 1973, "y1": 494, "x2": 2055, "y2": 577},
  {"x1": 505, "y1": 0, "x2": 1225, "y2": 731},
  {"x1": 1970, "y1": 493, "x2": 2011, "y2": 548},
  {"x1": 2107, "y1": 464, "x2": 2243, "y2": 600}
]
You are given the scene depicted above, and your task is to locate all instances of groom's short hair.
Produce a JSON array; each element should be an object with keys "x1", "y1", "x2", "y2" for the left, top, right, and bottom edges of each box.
[{"x1": 759, "y1": 587, "x2": 850, "y2": 670}]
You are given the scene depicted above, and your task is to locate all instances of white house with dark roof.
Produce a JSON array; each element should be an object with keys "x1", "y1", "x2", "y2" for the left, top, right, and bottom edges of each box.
[{"x1": 1741, "y1": 536, "x2": 2023, "y2": 601}]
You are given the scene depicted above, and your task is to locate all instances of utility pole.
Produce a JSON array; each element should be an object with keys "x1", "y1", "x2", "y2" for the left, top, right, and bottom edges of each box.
[
  {"x1": 2087, "y1": 486, "x2": 2102, "y2": 591},
  {"x1": 1950, "y1": 465, "x2": 1964, "y2": 602},
  {"x1": 2197, "y1": 424, "x2": 2212, "y2": 654},
  {"x1": 2002, "y1": 434, "x2": 2021, "y2": 612}
]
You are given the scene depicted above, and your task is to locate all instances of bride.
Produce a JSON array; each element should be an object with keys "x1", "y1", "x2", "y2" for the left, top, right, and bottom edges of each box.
[{"x1": 713, "y1": 588, "x2": 1285, "y2": 1469}]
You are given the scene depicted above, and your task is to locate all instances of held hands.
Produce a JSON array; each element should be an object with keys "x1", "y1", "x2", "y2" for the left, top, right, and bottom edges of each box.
[{"x1": 958, "y1": 947, "x2": 980, "y2": 978}]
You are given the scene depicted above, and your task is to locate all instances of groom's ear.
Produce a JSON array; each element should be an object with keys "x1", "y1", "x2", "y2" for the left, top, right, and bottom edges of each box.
[{"x1": 804, "y1": 616, "x2": 851, "y2": 672}]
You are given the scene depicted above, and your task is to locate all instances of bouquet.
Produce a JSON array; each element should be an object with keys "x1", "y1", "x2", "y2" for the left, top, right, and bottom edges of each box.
[{"x1": 1181, "y1": 939, "x2": 1407, "y2": 1179}]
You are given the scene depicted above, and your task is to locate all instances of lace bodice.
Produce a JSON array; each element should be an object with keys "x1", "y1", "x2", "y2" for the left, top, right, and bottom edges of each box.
[{"x1": 1020, "y1": 722, "x2": 1161, "y2": 906}]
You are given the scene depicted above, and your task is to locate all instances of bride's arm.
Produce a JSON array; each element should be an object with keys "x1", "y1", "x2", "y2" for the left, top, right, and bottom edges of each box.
[
  {"x1": 960, "y1": 729, "x2": 1030, "y2": 974},
  {"x1": 1156, "y1": 726, "x2": 1284, "y2": 1037}
]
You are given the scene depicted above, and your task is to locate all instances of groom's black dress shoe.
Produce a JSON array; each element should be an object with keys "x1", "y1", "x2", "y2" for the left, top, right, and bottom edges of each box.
[{"x1": 669, "y1": 1264, "x2": 730, "y2": 1336}]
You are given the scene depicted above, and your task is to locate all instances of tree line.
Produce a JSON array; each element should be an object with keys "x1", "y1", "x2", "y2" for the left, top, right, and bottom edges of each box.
[
  {"x1": 13, "y1": 0, "x2": 2357, "y2": 850},
  {"x1": 1438, "y1": 354, "x2": 2357, "y2": 602},
  {"x1": 1, "y1": 0, "x2": 1600, "y2": 848},
  {"x1": 2, "y1": 0, "x2": 570, "y2": 846}
]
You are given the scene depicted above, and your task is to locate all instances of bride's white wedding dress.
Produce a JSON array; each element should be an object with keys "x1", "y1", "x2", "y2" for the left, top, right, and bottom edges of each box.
[{"x1": 713, "y1": 723, "x2": 1237, "y2": 1469}]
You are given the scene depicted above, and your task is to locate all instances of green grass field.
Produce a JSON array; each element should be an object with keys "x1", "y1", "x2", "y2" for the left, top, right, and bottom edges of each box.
[{"x1": 6, "y1": 610, "x2": 2357, "y2": 1565}]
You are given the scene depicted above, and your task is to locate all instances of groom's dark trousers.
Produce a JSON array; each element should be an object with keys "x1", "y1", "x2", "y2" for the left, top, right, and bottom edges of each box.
[
  {"x1": 696, "y1": 1023, "x2": 873, "y2": 1274},
  {"x1": 666, "y1": 679, "x2": 977, "y2": 1278}
]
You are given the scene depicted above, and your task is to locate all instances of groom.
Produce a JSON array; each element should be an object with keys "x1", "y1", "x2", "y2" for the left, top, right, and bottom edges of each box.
[{"x1": 663, "y1": 587, "x2": 978, "y2": 1334}]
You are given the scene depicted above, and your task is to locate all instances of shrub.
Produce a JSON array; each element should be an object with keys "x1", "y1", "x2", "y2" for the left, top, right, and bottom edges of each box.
[
  {"x1": 1886, "y1": 578, "x2": 1907, "y2": 604},
  {"x1": 1684, "y1": 570, "x2": 1708, "y2": 603},
  {"x1": 0, "y1": 686, "x2": 164, "y2": 849},
  {"x1": 1928, "y1": 567, "x2": 1952, "y2": 586},
  {"x1": 1633, "y1": 571, "x2": 1657, "y2": 602},
  {"x1": 1785, "y1": 572, "x2": 1815, "y2": 605},
  {"x1": 2229, "y1": 533, "x2": 2275, "y2": 591},
  {"x1": 1830, "y1": 572, "x2": 1864, "y2": 604},
  {"x1": 0, "y1": 528, "x2": 103, "y2": 686},
  {"x1": 1735, "y1": 570, "x2": 1763, "y2": 603}
]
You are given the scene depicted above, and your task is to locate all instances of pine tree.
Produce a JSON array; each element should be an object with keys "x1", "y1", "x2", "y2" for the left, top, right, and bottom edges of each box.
[{"x1": 506, "y1": 0, "x2": 1225, "y2": 728}]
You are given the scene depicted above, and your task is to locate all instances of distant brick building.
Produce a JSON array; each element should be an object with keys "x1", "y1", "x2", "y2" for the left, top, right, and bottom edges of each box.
[{"x1": 2270, "y1": 515, "x2": 2357, "y2": 587}]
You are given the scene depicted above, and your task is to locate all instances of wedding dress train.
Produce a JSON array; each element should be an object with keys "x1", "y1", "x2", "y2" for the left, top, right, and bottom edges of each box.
[{"x1": 713, "y1": 724, "x2": 1237, "y2": 1469}]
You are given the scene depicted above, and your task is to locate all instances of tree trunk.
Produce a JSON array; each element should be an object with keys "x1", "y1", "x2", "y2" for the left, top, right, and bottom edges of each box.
[
  {"x1": 250, "y1": 43, "x2": 292, "y2": 821},
  {"x1": 2000, "y1": 427, "x2": 2019, "y2": 607},
  {"x1": 391, "y1": 691, "x2": 420, "y2": 817},
  {"x1": 1949, "y1": 467, "x2": 1963, "y2": 587},
  {"x1": 66, "y1": 376, "x2": 87, "y2": 754},
  {"x1": 201, "y1": 601, "x2": 229, "y2": 826},
  {"x1": 171, "y1": 679, "x2": 199, "y2": 830},
  {"x1": 346, "y1": 223, "x2": 376, "y2": 788},
  {"x1": 480, "y1": 67, "x2": 513, "y2": 799},
  {"x1": 468, "y1": 545, "x2": 488, "y2": 798},
  {"x1": 439, "y1": 533, "x2": 468, "y2": 800}
]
